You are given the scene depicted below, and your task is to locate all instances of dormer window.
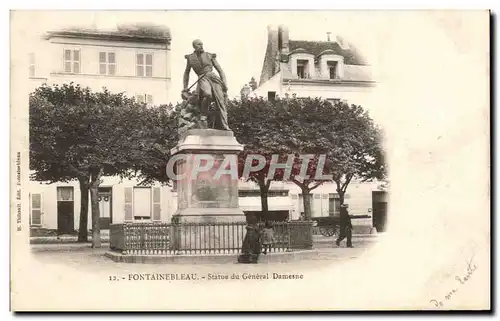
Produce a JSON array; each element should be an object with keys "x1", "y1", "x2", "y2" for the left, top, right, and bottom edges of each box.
[
  {"x1": 297, "y1": 59, "x2": 308, "y2": 79},
  {"x1": 318, "y1": 53, "x2": 344, "y2": 80},
  {"x1": 328, "y1": 61, "x2": 338, "y2": 79},
  {"x1": 289, "y1": 52, "x2": 315, "y2": 80}
]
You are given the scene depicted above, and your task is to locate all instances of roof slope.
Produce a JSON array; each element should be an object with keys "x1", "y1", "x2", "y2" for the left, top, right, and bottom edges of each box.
[
  {"x1": 343, "y1": 65, "x2": 373, "y2": 82},
  {"x1": 47, "y1": 23, "x2": 171, "y2": 43},
  {"x1": 288, "y1": 40, "x2": 366, "y2": 65}
]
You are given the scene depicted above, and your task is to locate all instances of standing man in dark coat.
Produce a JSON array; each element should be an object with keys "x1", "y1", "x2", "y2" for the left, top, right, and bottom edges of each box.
[{"x1": 336, "y1": 204, "x2": 353, "y2": 248}]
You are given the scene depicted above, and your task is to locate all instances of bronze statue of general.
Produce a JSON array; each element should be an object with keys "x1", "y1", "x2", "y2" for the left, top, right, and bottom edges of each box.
[{"x1": 182, "y1": 39, "x2": 230, "y2": 131}]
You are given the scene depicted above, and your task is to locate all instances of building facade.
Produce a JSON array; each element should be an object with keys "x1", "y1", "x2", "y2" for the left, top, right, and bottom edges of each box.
[
  {"x1": 242, "y1": 25, "x2": 386, "y2": 230},
  {"x1": 252, "y1": 25, "x2": 375, "y2": 108},
  {"x1": 28, "y1": 26, "x2": 175, "y2": 233},
  {"x1": 28, "y1": 27, "x2": 172, "y2": 106}
]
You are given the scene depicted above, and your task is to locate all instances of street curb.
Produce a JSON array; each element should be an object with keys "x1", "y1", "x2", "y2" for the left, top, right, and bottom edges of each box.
[
  {"x1": 30, "y1": 238, "x2": 110, "y2": 245},
  {"x1": 31, "y1": 243, "x2": 111, "y2": 252},
  {"x1": 104, "y1": 249, "x2": 320, "y2": 264}
]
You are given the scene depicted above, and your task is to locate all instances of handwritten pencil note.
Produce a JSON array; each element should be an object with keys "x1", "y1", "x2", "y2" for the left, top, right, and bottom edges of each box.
[{"x1": 430, "y1": 254, "x2": 478, "y2": 308}]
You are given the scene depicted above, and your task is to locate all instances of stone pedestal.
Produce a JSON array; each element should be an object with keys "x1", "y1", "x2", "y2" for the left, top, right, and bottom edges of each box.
[{"x1": 170, "y1": 129, "x2": 246, "y2": 251}]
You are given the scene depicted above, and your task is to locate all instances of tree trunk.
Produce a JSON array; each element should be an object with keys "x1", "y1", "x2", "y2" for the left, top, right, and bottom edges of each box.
[
  {"x1": 335, "y1": 174, "x2": 353, "y2": 206},
  {"x1": 89, "y1": 184, "x2": 100, "y2": 248},
  {"x1": 338, "y1": 190, "x2": 345, "y2": 206},
  {"x1": 89, "y1": 169, "x2": 103, "y2": 248},
  {"x1": 302, "y1": 189, "x2": 312, "y2": 220},
  {"x1": 77, "y1": 177, "x2": 89, "y2": 242},
  {"x1": 258, "y1": 178, "x2": 271, "y2": 219}
]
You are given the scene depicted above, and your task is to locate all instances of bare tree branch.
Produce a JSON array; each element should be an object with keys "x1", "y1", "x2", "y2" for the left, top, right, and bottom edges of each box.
[{"x1": 310, "y1": 181, "x2": 325, "y2": 191}]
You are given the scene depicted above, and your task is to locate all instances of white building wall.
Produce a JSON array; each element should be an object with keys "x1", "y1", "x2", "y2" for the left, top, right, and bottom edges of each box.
[
  {"x1": 285, "y1": 181, "x2": 379, "y2": 226},
  {"x1": 29, "y1": 174, "x2": 379, "y2": 231},
  {"x1": 28, "y1": 35, "x2": 172, "y2": 104},
  {"x1": 29, "y1": 176, "x2": 176, "y2": 230},
  {"x1": 285, "y1": 83, "x2": 374, "y2": 108},
  {"x1": 252, "y1": 72, "x2": 282, "y2": 98}
]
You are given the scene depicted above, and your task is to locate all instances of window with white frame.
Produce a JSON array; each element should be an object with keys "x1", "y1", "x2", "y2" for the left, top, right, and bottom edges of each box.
[
  {"x1": 29, "y1": 53, "x2": 35, "y2": 77},
  {"x1": 296, "y1": 59, "x2": 309, "y2": 79},
  {"x1": 328, "y1": 61, "x2": 338, "y2": 79},
  {"x1": 99, "y1": 52, "x2": 116, "y2": 75},
  {"x1": 136, "y1": 53, "x2": 153, "y2": 77},
  {"x1": 63, "y1": 49, "x2": 81, "y2": 73},
  {"x1": 133, "y1": 187, "x2": 151, "y2": 220},
  {"x1": 321, "y1": 56, "x2": 344, "y2": 79}
]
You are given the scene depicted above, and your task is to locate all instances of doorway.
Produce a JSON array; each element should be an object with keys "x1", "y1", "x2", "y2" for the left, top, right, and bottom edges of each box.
[
  {"x1": 98, "y1": 187, "x2": 113, "y2": 229},
  {"x1": 372, "y1": 191, "x2": 388, "y2": 232},
  {"x1": 57, "y1": 186, "x2": 75, "y2": 234}
]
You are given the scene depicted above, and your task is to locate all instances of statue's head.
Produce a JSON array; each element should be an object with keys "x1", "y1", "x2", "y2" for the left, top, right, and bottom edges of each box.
[{"x1": 192, "y1": 39, "x2": 204, "y2": 53}]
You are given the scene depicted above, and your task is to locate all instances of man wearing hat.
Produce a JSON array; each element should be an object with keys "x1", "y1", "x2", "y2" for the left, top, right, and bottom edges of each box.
[{"x1": 336, "y1": 204, "x2": 353, "y2": 248}]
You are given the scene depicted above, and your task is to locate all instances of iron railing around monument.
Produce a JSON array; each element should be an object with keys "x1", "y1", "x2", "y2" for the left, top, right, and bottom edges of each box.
[{"x1": 110, "y1": 220, "x2": 313, "y2": 255}]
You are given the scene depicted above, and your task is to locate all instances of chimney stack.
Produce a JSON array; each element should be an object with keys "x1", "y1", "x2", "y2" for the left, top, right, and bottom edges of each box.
[
  {"x1": 278, "y1": 25, "x2": 289, "y2": 54},
  {"x1": 326, "y1": 32, "x2": 331, "y2": 42}
]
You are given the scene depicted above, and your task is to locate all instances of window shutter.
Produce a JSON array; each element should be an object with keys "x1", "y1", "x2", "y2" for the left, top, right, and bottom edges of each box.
[
  {"x1": 73, "y1": 50, "x2": 80, "y2": 73},
  {"x1": 152, "y1": 187, "x2": 161, "y2": 221},
  {"x1": 136, "y1": 53, "x2": 144, "y2": 76},
  {"x1": 124, "y1": 187, "x2": 133, "y2": 221},
  {"x1": 30, "y1": 193, "x2": 42, "y2": 226},
  {"x1": 99, "y1": 52, "x2": 107, "y2": 74},
  {"x1": 146, "y1": 95, "x2": 153, "y2": 106},
  {"x1": 108, "y1": 52, "x2": 115, "y2": 63}
]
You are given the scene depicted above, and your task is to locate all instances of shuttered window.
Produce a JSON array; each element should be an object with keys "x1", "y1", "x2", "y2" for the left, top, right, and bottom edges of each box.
[
  {"x1": 133, "y1": 187, "x2": 151, "y2": 220},
  {"x1": 152, "y1": 187, "x2": 161, "y2": 221},
  {"x1": 99, "y1": 52, "x2": 116, "y2": 75},
  {"x1": 30, "y1": 193, "x2": 42, "y2": 226},
  {"x1": 63, "y1": 49, "x2": 80, "y2": 73},
  {"x1": 136, "y1": 53, "x2": 153, "y2": 77},
  {"x1": 124, "y1": 187, "x2": 133, "y2": 221}
]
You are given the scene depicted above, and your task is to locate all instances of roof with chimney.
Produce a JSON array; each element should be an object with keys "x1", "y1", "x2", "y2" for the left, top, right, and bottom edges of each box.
[
  {"x1": 288, "y1": 40, "x2": 366, "y2": 65},
  {"x1": 258, "y1": 26, "x2": 371, "y2": 86}
]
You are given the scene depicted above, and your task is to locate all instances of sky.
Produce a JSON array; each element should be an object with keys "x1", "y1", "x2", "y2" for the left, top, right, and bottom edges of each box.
[{"x1": 13, "y1": 10, "x2": 381, "y2": 99}]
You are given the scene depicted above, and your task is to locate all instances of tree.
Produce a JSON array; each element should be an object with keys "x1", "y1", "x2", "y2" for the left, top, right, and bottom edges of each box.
[
  {"x1": 273, "y1": 97, "x2": 338, "y2": 220},
  {"x1": 325, "y1": 101, "x2": 387, "y2": 205},
  {"x1": 29, "y1": 83, "x2": 149, "y2": 247},
  {"x1": 272, "y1": 97, "x2": 386, "y2": 220},
  {"x1": 131, "y1": 103, "x2": 179, "y2": 187},
  {"x1": 228, "y1": 97, "x2": 288, "y2": 217}
]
